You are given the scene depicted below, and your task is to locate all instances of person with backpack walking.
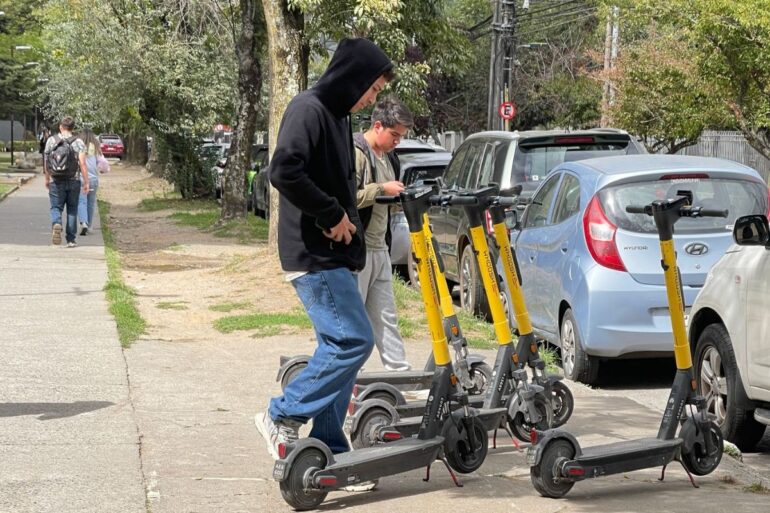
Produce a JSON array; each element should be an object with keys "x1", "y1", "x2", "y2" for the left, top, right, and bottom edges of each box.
[
  {"x1": 77, "y1": 129, "x2": 105, "y2": 235},
  {"x1": 44, "y1": 117, "x2": 89, "y2": 247},
  {"x1": 354, "y1": 97, "x2": 413, "y2": 371}
]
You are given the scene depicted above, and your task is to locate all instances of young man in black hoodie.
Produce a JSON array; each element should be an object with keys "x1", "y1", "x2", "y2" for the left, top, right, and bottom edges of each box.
[{"x1": 256, "y1": 38, "x2": 394, "y2": 463}]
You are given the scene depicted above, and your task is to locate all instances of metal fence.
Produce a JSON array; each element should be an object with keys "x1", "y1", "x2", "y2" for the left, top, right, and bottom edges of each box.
[{"x1": 673, "y1": 130, "x2": 770, "y2": 183}]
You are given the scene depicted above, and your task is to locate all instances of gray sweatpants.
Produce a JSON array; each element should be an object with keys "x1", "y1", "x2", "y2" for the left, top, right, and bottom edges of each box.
[{"x1": 357, "y1": 249, "x2": 411, "y2": 371}]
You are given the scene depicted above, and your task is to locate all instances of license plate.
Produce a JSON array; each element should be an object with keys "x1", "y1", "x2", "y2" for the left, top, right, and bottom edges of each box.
[
  {"x1": 273, "y1": 461, "x2": 287, "y2": 481},
  {"x1": 526, "y1": 447, "x2": 537, "y2": 465}
]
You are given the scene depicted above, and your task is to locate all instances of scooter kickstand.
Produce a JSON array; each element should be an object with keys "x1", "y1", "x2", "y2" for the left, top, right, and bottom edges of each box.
[
  {"x1": 492, "y1": 428, "x2": 498, "y2": 449},
  {"x1": 659, "y1": 464, "x2": 667, "y2": 482},
  {"x1": 675, "y1": 459, "x2": 700, "y2": 489},
  {"x1": 440, "y1": 457, "x2": 464, "y2": 488},
  {"x1": 423, "y1": 463, "x2": 431, "y2": 482},
  {"x1": 504, "y1": 425, "x2": 521, "y2": 451}
]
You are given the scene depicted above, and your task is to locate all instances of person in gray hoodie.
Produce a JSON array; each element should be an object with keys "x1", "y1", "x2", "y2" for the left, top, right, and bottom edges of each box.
[{"x1": 256, "y1": 38, "x2": 394, "y2": 463}]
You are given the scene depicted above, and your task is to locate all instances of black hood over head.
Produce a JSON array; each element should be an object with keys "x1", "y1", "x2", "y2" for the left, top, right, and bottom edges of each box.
[{"x1": 314, "y1": 38, "x2": 394, "y2": 118}]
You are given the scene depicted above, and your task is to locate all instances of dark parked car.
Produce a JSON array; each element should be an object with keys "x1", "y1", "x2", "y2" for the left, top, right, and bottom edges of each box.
[
  {"x1": 426, "y1": 129, "x2": 647, "y2": 317},
  {"x1": 390, "y1": 152, "x2": 452, "y2": 273},
  {"x1": 251, "y1": 138, "x2": 446, "y2": 221},
  {"x1": 99, "y1": 134, "x2": 125, "y2": 159}
]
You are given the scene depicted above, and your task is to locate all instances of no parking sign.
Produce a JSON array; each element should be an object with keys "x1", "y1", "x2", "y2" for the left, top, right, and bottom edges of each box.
[{"x1": 498, "y1": 101, "x2": 517, "y2": 120}]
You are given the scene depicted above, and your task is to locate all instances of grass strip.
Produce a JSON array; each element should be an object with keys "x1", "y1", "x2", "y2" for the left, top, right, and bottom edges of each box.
[{"x1": 99, "y1": 199, "x2": 147, "y2": 347}]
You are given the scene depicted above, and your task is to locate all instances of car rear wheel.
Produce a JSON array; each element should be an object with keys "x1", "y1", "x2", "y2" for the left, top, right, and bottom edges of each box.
[
  {"x1": 695, "y1": 323, "x2": 766, "y2": 451},
  {"x1": 459, "y1": 244, "x2": 489, "y2": 317},
  {"x1": 560, "y1": 308, "x2": 599, "y2": 385}
]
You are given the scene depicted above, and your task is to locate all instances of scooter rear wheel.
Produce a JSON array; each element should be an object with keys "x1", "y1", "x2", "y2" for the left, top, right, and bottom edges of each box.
[
  {"x1": 681, "y1": 420, "x2": 724, "y2": 476},
  {"x1": 279, "y1": 448, "x2": 328, "y2": 511},
  {"x1": 350, "y1": 407, "x2": 394, "y2": 449},
  {"x1": 551, "y1": 381, "x2": 575, "y2": 427},
  {"x1": 510, "y1": 396, "x2": 553, "y2": 442},
  {"x1": 280, "y1": 362, "x2": 308, "y2": 392},
  {"x1": 445, "y1": 416, "x2": 489, "y2": 474},
  {"x1": 530, "y1": 439, "x2": 575, "y2": 498}
]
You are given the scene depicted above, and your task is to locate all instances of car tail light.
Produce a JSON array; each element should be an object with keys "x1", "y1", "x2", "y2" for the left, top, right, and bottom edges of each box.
[
  {"x1": 554, "y1": 136, "x2": 595, "y2": 144},
  {"x1": 583, "y1": 195, "x2": 626, "y2": 272}
]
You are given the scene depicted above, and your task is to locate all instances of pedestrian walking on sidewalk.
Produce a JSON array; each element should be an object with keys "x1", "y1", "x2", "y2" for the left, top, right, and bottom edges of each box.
[
  {"x1": 354, "y1": 97, "x2": 413, "y2": 371},
  {"x1": 44, "y1": 116, "x2": 88, "y2": 247},
  {"x1": 77, "y1": 129, "x2": 105, "y2": 235},
  {"x1": 256, "y1": 37, "x2": 394, "y2": 465}
]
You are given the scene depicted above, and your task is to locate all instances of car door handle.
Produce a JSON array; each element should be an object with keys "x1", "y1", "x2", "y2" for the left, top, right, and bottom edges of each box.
[{"x1": 561, "y1": 247, "x2": 568, "y2": 254}]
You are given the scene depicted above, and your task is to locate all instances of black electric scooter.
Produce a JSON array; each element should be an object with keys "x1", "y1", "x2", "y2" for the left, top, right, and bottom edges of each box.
[
  {"x1": 348, "y1": 185, "x2": 572, "y2": 448},
  {"x1": 528, "y1": 192, "x2": 725, "y2": 498},
  {"x1": 272, "y1": 183, "x2": 508, "y2": 511}
]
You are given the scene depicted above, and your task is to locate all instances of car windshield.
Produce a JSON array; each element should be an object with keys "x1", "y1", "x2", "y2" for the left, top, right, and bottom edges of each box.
[
  {"x1": 600, "y1": 177, "x2": 768, "y2": 234},
  {"x1": 512, "y1": 141, "x2": 632, "y2": 186}
]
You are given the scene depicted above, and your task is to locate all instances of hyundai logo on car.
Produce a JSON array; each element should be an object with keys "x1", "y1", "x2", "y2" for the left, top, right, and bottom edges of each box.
[{"x1": 684, "y1": 242, "x2": 709, "y2": 256}]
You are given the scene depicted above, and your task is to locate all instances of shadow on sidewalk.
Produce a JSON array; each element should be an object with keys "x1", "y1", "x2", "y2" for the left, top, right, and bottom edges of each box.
[{"x1": 0, "y1": 400, "x2": 114, "y2": 420}]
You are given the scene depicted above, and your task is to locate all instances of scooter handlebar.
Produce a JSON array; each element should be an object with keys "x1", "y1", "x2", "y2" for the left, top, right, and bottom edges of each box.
[
  {"x1": 375, "y1": 195, "x2": 400, "y2": 204},
  {"x1": 694, "y1": 208, "x2": 729, "y2": 218},
  {"x1": 625, "y1": 205, "x2": 650, "y2": 215},
  {"x1": 429, "y1": 195, "x2": 479, "y2": 206}
]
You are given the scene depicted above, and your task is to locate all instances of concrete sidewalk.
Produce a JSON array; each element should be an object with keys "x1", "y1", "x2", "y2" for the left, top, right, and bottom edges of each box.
[{"x1": 0, "y1": 173, "x2": 145, "y2": 513}]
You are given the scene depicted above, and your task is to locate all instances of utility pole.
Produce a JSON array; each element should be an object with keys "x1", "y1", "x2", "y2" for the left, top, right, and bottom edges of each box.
[
  {"x1": 487, "y1": 0, "x2": 517, "y2": 131},
  {"x1": 600, "y1": 6, "x2": 620, "y2": 127}
]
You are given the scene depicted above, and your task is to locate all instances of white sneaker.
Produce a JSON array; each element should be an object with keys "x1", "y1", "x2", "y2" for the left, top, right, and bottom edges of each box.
[
  {"x1": 255, "y1": 410, "x2": 299, "y2": 460},
  {"x1": 80, "y1": 223, "x2": 89, "y2": 236},
  {"x1": 66, "y1": 241, "x2": 77, "y2": 248},
  {"x1": 342, "y1": 479, "x2": 379, "y2": 492}
]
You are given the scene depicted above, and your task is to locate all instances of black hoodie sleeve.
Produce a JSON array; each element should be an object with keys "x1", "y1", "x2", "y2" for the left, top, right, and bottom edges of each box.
[{"x1": 269, "y1": 101, "x2": 346, "y2": 229}]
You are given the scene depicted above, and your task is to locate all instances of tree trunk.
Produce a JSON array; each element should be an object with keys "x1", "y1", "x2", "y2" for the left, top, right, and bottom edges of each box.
[
  {"x1": 261, "y1": 0, "x2": 308, "y2": 252},
  {"x1": 124, "y1": 130, "x2": 148, "y2": 165},
  {"x1": 222, "y1": 0, "x2": 264, "y2": 221}
]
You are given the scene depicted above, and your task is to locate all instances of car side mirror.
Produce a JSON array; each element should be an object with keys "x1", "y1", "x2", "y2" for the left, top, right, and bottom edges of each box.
[
  {"x1": 733, "y1": 215, "x2": 770, "y2": 247},
  {"x1": 505, "y1": 209, "x2": 520, "y2": 231}
]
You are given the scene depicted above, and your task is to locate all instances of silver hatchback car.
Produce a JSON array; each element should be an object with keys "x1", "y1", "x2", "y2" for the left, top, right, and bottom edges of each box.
[{"x1": 506, "y1": 154, "x2": 768, "y2": 385}]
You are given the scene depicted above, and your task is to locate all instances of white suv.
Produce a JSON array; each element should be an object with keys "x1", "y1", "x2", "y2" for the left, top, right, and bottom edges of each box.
[{"x1": 689, "y1": 213, "x2": 770, "y2": 450}]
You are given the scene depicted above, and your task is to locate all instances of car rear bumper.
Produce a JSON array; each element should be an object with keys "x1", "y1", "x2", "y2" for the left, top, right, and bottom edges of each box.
[{"x1": 578, "y1": 268, "x2": 699, "y2": 358}]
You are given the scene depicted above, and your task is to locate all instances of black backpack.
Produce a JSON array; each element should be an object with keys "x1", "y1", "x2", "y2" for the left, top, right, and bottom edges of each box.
[{"x1": 47, "y1": 135, "x2": 79, "y2": 180}]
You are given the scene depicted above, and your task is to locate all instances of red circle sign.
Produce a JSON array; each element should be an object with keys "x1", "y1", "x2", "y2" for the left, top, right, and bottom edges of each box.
[{"x1": 498, "y1": 101, "x2": 517, "y2": 121}]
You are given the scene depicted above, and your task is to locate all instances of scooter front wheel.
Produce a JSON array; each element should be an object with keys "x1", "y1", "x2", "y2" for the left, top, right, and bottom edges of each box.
[
  {"x1": 550, "y1": 381, "x2": 575, "y2": 427},
  {"x1": 279, "y1": 448, "x2": 328, "y2": 511},
  {"x1": 510, "y1": 396, "x2": 553, "y2": 442},
  {"x1": 681, "y1": 420, "x2": 724, "y2": 476},
  {"x1": 530, "y1": 439, "x2": 575, "y2": 498},
  {"x1": 445, "y1": 416, "x2": 489, "y2": 474}
]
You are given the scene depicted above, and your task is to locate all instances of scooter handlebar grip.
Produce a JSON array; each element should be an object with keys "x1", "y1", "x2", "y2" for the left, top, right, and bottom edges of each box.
[
  {"x1": 625, "y1": 205, "x2": 648, "y2": 214},
  {"x1": 444, "y1": 196, "x2": 479, "y2": 206},
  {"x1": 697, "y1": 208, "x2": 729, "y2": 218},
  {"x1": 375, "y1": 195, "x2": 400, "y2": 204},
  {"x1": 496, "y1": 197, "x2": 518, "y2": 206}
]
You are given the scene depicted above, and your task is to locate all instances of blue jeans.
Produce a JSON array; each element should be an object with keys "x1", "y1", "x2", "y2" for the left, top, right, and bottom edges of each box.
[
  {"x1": 49, "y1": 179, "x2": 81, "y2": 243},
  {"x1": 269, "y1": 268, "x2": 374, "y2": 454},
  {"x1": 78, "y1": 177, "x2": 99, "y2": 227}
]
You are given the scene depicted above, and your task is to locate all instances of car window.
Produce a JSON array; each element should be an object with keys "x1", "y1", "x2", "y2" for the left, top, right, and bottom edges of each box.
[
  {"x1": 601, "y1": 177, "x2": 769, "y2": 234},
  {"x1": 442, "y1": 144, "x2": 470, "y2": 189},
  {"x1": 491, "y1": 141, "x2": 511, "y2": 185},
  {"x1": 457, "y1": 142, "x2": 484, "y2": 190},
  {"x1": 403, "y1": 165, "x2": 446, "y2": 186},
  {"x1": 512, "y1": 140, "x2": 632, "y2": 187},
  {"x1": 523, "y1": 174, "x2": 561, "y2": 229},
  {"x1": 552, "y1": 173, "x2": 581, "y2": 224},
  {"x1": 477, "y1": 143, "x2": 497, "y2": 187}
]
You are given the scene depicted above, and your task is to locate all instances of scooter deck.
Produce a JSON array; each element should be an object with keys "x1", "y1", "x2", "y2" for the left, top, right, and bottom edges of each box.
[
  {"x1": 321, "y1": 436, "x2": 444, "y2": 486},
  {"x1": 573, "y1": 437, "x2": 682, "y2": 476},
  {"x1": 392, "y1": 393, "x2": 487, "y2": 418},
  {"x1": 391, "y1": 407, "x2": 508, "y2": 438},
  {"x1": 355, "y1": 370, "x2": 434, "y2": 386}
]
